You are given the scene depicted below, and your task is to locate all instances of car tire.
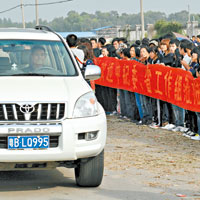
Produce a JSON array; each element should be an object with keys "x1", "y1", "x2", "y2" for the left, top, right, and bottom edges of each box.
[{"x1": 75, "y1": 150, "x2": 104, "y2": 187}]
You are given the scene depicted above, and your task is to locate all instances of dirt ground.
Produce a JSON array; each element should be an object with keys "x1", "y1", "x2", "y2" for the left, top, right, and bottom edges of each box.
[{"x1": 104, "y1": 115, "x2": 200, "y2": 198}]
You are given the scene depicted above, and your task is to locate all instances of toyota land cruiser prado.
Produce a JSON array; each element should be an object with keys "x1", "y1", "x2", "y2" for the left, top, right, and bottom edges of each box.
[{"x1": 0, "y1": 26, "x2": 107, "y2": 187}]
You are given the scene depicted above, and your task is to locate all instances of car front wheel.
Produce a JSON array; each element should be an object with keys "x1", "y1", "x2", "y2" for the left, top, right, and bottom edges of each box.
[{"x1": 75, "y1": 150, "x2": 104, "y2": 187}]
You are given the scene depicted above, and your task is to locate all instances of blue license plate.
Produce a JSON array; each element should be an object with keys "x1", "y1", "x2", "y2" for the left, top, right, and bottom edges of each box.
[{"x1": 8, "y1": 135, "x2": 49, "y2": 149}]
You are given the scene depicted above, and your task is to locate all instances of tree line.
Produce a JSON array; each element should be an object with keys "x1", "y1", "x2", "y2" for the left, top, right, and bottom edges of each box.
[{"x1": 0, "y1": 10, "x2": 199, "y2": 32}]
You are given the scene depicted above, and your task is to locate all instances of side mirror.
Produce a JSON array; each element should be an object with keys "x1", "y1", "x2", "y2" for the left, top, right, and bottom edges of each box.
[{"x1": 84, "y1": 65, "x2": 101, "y2": 80}]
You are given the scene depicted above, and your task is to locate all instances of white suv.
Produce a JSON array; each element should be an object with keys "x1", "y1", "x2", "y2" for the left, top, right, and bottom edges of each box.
[{"x1": 0, "y1": 26, "x2": 107, "y2": 187}]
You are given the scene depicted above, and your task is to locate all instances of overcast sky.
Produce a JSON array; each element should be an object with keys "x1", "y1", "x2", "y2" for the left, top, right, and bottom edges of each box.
[{"x1": 1, "y1": 0, "x2": 200, "y2": 22}]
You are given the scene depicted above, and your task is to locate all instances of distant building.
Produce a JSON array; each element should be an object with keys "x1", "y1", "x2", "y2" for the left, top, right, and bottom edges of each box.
[
  {"x1": 92, "y1": 25, "x2": 151, "y2": 41},
  {"x1": 118, "y1": 24, "x2": 155, "y2": 41},
  {"x1": 92, "y1": 26, "x2": 120, "y2": 40},
  {"x1": 57, "y1": 24, "x2": 158, "y2": 42},
  {"x1": 186, "y1": 20, "x2": 199, "y2": 38}
]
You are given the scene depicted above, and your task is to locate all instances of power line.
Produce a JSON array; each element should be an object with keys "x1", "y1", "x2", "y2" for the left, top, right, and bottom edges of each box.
[
  {"x1": 0, "y1": 5, "x2": 21, "y2": 14},
  {"x1": 0, "y1": 0, "x2": 73, "y2": 14},
  {"x1": 26, "y1": 0, "x2": 73, "y2": 6}
]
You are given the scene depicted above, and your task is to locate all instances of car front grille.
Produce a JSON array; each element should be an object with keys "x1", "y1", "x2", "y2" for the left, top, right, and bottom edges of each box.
[{"x1": 0, "y1": 103, "x2": 65, "y2": 121}]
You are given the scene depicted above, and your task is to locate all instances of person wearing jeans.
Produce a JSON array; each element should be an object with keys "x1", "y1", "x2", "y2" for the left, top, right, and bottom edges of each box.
[
  {"x1": 171, "y1": 104, "x2": 188, "y2": 132},
  {"x1": 190, "y1": 113, "x2": 200, "y2": 140}
]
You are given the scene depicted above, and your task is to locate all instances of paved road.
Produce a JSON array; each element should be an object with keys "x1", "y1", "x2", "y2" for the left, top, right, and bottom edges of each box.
[{"x1": 0, "y1": 168, "x2": 186, "y2": 200}]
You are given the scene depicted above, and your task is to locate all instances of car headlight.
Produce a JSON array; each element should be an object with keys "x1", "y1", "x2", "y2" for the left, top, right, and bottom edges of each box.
[{"x1": 73, "y1": 92, "x2": 99, "y2": 118}]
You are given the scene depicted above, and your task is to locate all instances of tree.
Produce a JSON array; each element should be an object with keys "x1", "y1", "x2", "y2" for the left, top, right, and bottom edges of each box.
[
  {"x1": 144, "y1": 11, "x2": 166, "y2": 25},
  {"x1": 0, "y1": 10, "x2": 194, "y2": 32},
  {"x1": 154, "y1": 20, "x2": 183, "y2": 38},
  {"x1": 168, "y1": 10, "x2": 188, "y2": 24}
]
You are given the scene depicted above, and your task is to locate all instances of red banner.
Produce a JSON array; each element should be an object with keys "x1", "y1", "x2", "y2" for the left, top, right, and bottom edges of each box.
[{"x1": 94, "y1": 57, "x2": 200, "y2": 112}]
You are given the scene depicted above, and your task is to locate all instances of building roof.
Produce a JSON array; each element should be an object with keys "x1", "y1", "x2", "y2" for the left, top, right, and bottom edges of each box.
[
  {"x1": 57, "y1": 32, "x2": 97, "y2": 38},
  {"x1": 172, "y1": 32, "x2": 190, "y2": 41},
  {"x1": 92, "y1": 26, "x2": 113, "y2": 32}
]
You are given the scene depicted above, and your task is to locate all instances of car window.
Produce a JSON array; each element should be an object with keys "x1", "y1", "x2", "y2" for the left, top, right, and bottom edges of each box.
[{"x1": 0, "y1": 40, "x2": 77, "y2": 76}]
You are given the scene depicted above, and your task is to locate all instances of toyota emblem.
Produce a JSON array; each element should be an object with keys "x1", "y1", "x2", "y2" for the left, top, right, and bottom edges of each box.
[{"x1": 20, "y1": 104, "x2": 35, "y2": 114}]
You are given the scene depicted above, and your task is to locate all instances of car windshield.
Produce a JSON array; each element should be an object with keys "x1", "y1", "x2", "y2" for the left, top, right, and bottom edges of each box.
[{"x1": 0, "y1": 40, "x2": 77, "y2": 76}]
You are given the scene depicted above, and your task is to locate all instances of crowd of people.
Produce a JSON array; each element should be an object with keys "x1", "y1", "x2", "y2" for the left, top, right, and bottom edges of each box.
[{"x1": 65, "y1": 32, "x2": 200, "y2": 141}]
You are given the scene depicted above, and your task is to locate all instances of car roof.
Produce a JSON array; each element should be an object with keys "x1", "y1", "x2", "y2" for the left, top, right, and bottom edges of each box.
[{"x1": 0, "y1": 28, "x2": 60, "y2": 41}]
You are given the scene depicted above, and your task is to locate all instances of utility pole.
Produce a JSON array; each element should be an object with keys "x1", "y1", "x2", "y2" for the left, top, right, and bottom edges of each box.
[
  {"x1": 20, "y1": 0, "x2": 25, "y2": 28},
  {"x1": 35, "y1": 0, "x2": 39, "y2": 26},
  {"x1": 188, "y1": 4, "x2": 190, "y2": 22},
  {"x1": 140, "y1": 0, "x2": 145, "y2": 39}
]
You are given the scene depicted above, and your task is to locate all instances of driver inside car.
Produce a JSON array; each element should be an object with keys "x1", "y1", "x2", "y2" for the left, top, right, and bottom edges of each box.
[
  {"x1": 23, "y1": 45, "x2": 47, "y2": 72},
  {"x1": 30, "y1": 45, "x2": 47, "y2": 70}
]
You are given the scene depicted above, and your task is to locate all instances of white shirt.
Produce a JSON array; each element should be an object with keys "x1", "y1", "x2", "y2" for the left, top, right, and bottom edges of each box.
[
  {"x1": 71, "y1": 48, "x2": 84, "y2": 68},
  {"x1": 181, "y1": 54, "x2": 191, "y2": 70}
]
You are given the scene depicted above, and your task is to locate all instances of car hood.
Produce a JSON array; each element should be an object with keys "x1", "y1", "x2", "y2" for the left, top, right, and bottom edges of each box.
[{"x1": 0, "y1": 76, "x2": 90, "y2": 103}]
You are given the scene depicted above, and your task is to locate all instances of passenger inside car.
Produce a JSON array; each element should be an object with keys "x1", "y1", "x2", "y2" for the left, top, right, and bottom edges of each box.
[{"x1": 0, "y1": 57, "x2": 11, "y2": 72}]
